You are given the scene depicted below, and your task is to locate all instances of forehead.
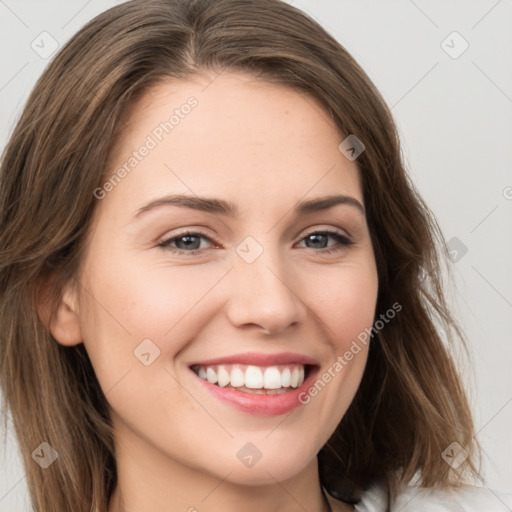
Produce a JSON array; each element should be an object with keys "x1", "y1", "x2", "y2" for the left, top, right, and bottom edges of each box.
[{"x1": 96, "y1": 71, "x2": 363, "y2": 222}]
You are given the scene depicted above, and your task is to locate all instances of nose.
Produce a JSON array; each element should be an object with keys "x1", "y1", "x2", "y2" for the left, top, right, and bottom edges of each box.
[{"x1": 224, "y1": 242, "x2": 306, "y2": 335}]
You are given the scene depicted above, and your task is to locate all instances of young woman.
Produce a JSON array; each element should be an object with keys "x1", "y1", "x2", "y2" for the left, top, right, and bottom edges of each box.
[{"x1": 0, "y1": 1, "x2": 510, "y2": 511}]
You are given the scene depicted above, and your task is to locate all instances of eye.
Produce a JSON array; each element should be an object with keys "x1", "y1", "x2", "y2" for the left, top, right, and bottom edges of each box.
[
  {"x1": 157, "y1": 230, "x2": 217, "y2": 256},
  {"x1": 157, "y1": 229, "x2": 354, "y2": 256},
  {"x1": 297, "y1": 229, "x2": 354, "y2": 255}
]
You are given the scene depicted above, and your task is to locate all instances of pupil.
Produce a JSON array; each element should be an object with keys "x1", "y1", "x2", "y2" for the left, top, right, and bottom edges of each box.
[
  {"x1": 308, "y1": 234, "x2": 326, "y2": 249},
  {"x1": 178, "y1": 235, "x2": 200, "y2": 250}
]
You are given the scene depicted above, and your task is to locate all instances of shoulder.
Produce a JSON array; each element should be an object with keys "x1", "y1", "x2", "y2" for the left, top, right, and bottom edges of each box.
[{"x1": 351, "y1": 480, "x2": 512, "y2": 512}]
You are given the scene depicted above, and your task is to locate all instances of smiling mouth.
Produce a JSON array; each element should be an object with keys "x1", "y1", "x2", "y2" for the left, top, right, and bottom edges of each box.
[{"x1": 190, "y1": 363, "x2": 314, "y2": 394}]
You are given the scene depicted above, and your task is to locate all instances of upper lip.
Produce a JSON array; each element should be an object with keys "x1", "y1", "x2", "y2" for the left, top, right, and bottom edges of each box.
[{"x1": 188, "y1": 351, "x2": 319, "y2": 367}]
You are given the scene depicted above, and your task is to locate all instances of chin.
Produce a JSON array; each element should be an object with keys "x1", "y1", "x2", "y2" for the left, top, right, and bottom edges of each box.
[{"x1": 203, "y1": 440, "x2": 318, "y2": 487}]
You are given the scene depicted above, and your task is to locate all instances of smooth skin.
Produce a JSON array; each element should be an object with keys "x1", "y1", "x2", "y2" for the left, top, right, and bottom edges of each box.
[{"x1": 48, "y1": 71, "x2": 378, "y2": 512}]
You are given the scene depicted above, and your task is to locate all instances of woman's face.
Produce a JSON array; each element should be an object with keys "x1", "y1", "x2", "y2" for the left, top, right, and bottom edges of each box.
[{"x1": 63, "y1": 72, "x2": 378, "y2": 486}]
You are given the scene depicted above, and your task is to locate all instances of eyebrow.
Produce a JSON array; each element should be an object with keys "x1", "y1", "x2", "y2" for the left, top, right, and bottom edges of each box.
[{"x1": 134, "y1": 193, "x2": 365, "y2": 219}]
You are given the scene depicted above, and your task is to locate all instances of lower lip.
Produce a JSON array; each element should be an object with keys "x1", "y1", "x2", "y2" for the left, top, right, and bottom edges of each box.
[{"x1": 191, "y1": 368, "x2": 319, "y2": 416}]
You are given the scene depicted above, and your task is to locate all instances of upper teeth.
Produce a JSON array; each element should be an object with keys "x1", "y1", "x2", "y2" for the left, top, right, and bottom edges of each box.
[{"x1": 194, "y1": 364, "x2": 305, "y2": 390}]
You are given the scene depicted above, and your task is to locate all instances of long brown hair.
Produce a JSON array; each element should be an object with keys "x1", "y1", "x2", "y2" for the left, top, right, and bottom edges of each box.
[{"x1": 0, "y1": 0, "x2": 480, "y2": 510}]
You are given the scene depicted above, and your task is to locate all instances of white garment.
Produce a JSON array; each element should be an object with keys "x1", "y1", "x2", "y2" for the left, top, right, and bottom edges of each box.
[{"x1": 348, "y1": 480, "x2": 512, "y2": 512}]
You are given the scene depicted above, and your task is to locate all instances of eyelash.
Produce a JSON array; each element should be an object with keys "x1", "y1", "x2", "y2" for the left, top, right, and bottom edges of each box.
[{"x1": 157, "y1": 229, "x2": 354, "y2": 256}]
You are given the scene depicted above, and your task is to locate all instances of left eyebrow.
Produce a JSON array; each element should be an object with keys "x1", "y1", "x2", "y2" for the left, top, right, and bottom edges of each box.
[
  {"x1": 133, "y1": 193, "x2": 365, "y2": 220},
  {"x1": 294, "y1": 194, "x2": 365, "y2": 216}
]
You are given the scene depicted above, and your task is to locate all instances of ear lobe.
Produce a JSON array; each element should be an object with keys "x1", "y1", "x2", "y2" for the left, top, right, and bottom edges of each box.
[{"x1": 37, "y1": 274, "x2": 83, "y2": 346}]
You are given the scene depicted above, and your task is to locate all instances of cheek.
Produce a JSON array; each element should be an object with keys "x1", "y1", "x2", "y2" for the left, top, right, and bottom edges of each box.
[
  {"x1": 296, "y1": 265, "x2": 377, "y2": 441},
  {"x1": 78, "y1": 253, "x2": 228, "y2": 369},
  {"x1": 114, "y1": 264, "x2": 229, "y2": 340},
  {"x1": 313, "y1": 262, "x2": 378, "y2": 350}
]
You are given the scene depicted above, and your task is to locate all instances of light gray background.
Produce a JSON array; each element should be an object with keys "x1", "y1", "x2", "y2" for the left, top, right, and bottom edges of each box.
[{"x1": 1, "y1": 1, "x2": 511, "y2": 510}]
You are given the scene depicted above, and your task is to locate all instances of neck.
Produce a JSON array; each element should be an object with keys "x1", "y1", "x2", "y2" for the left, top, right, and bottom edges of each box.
[{"x1": 107, "y1": 422, "x2": 333, "y2": 512}]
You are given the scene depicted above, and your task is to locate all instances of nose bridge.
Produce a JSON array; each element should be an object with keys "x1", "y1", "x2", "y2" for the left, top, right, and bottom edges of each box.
[{"x1": 226, "y1": 235, "x2": 304, "y2": 333}]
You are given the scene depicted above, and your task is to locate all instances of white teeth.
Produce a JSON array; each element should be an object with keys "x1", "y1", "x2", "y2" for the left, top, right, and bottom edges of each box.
[
  {"x1": 217, "y1": 365, "x2": 230, "y2": 387},
  {"x1": 245, "y1": 365, "x2": 263, "y2": 388},
  {"x1": 298, "y1": 366, "x2": 305, "y2": 385},
  {"x1": 206, "y1": 367, "x2": 218, "y2": 384},
  {"x1": 263, "y1": 366, "x2": 282, "y2": 389},
  {"x1": 290, "y1": 367, "x2": 299, "y2": 388},
  {"x1": 281, "y1": 367, "x2": 291, "y2": 387},
  {"x1": 230, "y1": 366, "x2": 245, "y2": 387},
  {"x1": 194, "y1": 363, "x2": 307, "y2": 391}
]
